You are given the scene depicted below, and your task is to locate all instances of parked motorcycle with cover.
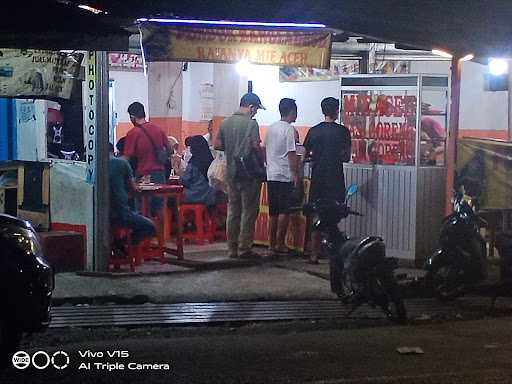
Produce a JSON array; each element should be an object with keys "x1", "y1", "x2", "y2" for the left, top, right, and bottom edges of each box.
[{"x1": 305, "y1": 184, "x2": 407, "y2": 323}]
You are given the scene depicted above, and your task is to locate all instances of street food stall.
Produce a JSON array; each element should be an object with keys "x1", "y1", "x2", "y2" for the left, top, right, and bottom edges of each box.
[{"x1": 256, "y1": 74, "x2": 450, "y2": 265}]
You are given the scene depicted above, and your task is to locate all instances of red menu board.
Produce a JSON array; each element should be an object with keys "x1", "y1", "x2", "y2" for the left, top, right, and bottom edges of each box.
[{"x1": 342, "y1": 92, "x2": 417, "y2": 165}]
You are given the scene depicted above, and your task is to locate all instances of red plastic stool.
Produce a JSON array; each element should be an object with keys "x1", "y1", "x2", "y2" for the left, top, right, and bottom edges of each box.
[
  {"x1": 180, "y1": 203, "x2": 214, "y2": 243},
  {"x1": 110, "y1": 227, "x2": 136, "y2": 272},
  {"x1": 138, "y1": 236, "x2": 166, "y2": 264}
]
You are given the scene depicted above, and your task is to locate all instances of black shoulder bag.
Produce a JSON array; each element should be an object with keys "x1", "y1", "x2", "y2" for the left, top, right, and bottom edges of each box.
[{"x1": 234, "y1": 122, "x2": 266, "y2": 182}]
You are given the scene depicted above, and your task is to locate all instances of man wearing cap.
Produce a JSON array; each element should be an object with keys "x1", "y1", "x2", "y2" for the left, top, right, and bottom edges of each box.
[{"x1": 215, "y1": 93, "x2": 265, "y2": 259}]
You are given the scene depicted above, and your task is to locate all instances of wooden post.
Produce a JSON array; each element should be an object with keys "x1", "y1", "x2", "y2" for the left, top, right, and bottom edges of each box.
[{"x1": 445, "y1": 57, "x2": 462, "y2": 214}]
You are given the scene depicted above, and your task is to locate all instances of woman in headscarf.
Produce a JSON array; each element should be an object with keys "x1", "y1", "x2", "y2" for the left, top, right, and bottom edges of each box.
[{"x1": 180, "y1": 135, "x2": 221, "y2": 206}]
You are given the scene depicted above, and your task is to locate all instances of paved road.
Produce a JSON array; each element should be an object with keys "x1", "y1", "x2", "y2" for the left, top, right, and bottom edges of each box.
[{"x1": 2, "y1": 316, "x2": 512, "y2": 383}]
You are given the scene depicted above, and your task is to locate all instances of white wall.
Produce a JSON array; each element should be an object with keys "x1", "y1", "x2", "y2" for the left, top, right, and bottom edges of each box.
[
  {"x1": 240, "y1": 64, "x2": 340, "y2": 127},
  {"x1": 109, "y1": 70, "x2": 149, "y2": 123},
  {"x1": 409, "y1": 61, "x2": 451, "y2": 75},
  {"x1": 214, "y1": 63, "x2": 240, "y2": 117},
  {"x1": 147, "y1": 62, "x2": 183, "y2": 118},
  {"x1": 182, "y1": 62, "x2": 214, "y2": 121},
  {"x1": 459, "y1": 61, "x2": 508, "y2": 131}
]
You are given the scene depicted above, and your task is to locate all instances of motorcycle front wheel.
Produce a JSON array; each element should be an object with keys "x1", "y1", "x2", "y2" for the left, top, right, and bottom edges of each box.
[
  {"x1": 426, "y1": 263, "x2": 465, "y2": 302},
  {"x1": 374, "y1": 275, "x2": 407, "y2": 324}
]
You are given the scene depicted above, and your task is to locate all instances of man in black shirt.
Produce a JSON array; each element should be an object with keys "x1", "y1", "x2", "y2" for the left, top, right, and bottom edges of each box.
[{"x1": 303, "y1": 97, "x2": 351, "y2": 263}]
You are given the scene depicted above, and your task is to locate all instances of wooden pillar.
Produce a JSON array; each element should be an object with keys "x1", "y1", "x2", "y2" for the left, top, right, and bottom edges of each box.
[{"x1": 445, "y1": 57, "x2": 462, "y2": 214}]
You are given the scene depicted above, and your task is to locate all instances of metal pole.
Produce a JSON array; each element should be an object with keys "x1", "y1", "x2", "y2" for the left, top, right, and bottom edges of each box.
[
  {"x1": 93, "y1": 51, "x2": 110, "y2": 272},
  {"x1": 415, "y1": 74, "x2": 422, "y2": 169},
  {"x1": 508, "y1": 63, "x2": 512, "y2": 141},
  {"x1": 445, "y1": 57, "x2": 461, "y2": 215}
]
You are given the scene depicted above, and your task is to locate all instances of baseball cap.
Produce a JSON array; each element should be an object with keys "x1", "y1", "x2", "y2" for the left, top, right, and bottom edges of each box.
[{"x1": 240, "y1": 93, "x2": 266, "y2": 110}]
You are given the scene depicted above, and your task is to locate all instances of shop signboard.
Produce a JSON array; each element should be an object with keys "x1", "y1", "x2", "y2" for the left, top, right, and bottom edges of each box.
[
  {"x1": 142, "y1": 26, "x2": 332, "y2": 68},
  {"x1": 342, "y1": 92, "x2": 417, "y2": 165},
  {"x1": 108, "y1": 53, "x2": 144, "y2": 71},
  {"x1": 0, "y1": 49, "x2": 83, "y2": 99},
  {"x1": 457, "y1": 138, "x2": 512, "y2": 210},
  {"x1": 85, "y1": 52, "x2": 97, "y2": 184}
]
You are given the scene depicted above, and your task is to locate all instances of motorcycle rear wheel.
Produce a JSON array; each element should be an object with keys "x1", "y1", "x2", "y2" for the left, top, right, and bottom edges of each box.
[
  {"x1": 427, "y1": 263, "x2": 465, "y2": 302},
  {"x1": 375, "y1": 275, "x2": 407, "y2": 324}
]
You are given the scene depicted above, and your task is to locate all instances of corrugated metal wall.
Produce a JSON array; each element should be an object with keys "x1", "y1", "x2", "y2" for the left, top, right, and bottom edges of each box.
[
  {"x1": 340, "y1": 165, "x2": 445, "y2": 264},
  {"x1": 341, "y1": 165, "x2": 417, "y2": 261}
]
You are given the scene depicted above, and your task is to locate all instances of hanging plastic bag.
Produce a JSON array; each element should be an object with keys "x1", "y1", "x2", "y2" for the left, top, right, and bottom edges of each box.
[{"x1": 208, "y1": 151, "x2": 227, "y2": 192}]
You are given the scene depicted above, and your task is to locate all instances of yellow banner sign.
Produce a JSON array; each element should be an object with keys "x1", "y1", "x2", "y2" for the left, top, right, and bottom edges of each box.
[{"x1": 143, "y1": 27, "x2": 332, "y2": 68}]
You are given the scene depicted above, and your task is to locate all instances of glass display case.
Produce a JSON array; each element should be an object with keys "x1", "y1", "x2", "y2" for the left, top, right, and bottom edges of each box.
[
  {"x1": 341, "y1": 75, "x2": 449, "y2": 167},
  {"x1": 340, "y1": 74, "x2": 449, "y2": 265}
]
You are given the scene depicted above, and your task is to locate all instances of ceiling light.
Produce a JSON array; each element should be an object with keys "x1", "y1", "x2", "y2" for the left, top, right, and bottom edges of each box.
[
  {"x1": 459, "y1": 54, "x2": 474, "y2": 62},
  {"x1": 432, "y1": 49, "x2": 453, "y2": 59},
  {"x1": 78, "y1": 4, "x2": 104, "y2": 14},
  {"x1": 137, "y1": 18, "x2": 326, "y2": 29},
  {"x1": 489, "y1": 58, "x2": 508, "y2": 76}
]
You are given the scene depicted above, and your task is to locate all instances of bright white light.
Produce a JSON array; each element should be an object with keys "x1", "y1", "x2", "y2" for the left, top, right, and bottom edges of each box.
[
  {"x1": 459, "y1": 54, "x2": 474, "y2": 62},
  {"x1": 236, "y1": 60, "x2": 252, "y2": 77},
  {"x1": 137, "y1": 18, "x2": 326, "y2": 29},
  {"x1": 78, "y1": 4, "x2": 104, "y2": 14},
  {"x1": 489, "y1": 58, "x2": 508, "y2": 76},
  {"x1": 432, "y1": 49, "x2": 453, "y2": 59}
]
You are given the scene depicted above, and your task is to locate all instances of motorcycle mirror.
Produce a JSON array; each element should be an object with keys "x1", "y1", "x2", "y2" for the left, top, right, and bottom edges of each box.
[{"x1": 346, "y1": 184, "x2": 358, "y2": 200}]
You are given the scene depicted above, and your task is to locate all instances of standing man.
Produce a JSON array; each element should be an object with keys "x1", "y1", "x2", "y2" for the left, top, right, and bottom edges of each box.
[
  {"x1": 124, "y1": 102, "x2": 170, "y2": 217},
  {"x1": 264, "y1": 98, "x2": 300, "y2": 256},
  {"x1": 304, "y1": 97, "x2": 351, "y2": 264},
  {"x1": 214, "y1": 93, "x2": 265, "y2": 259}
]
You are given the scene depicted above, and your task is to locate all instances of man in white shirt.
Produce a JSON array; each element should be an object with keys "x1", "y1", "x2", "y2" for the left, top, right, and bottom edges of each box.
[{"x1": 264, "y1": 98, "x2": 300, "y2": 255}]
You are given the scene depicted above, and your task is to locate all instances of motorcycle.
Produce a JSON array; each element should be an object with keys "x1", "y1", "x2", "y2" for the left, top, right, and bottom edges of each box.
[
  {"x1": 424, "y1": 191, "x2": 488, "y2": 301},
  {"x1": 305, "y1": 184, "x2": 407, "y2": 324}
]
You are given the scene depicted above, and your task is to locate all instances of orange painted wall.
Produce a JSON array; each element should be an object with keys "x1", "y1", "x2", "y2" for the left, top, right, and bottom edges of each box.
[
  {"x1": 116, "y1": 117, "x2": 183, "y2": 145},
  {"x1": 118, "y1": 120, "x2": 510, "y2": 151},
  {"x1": 459, "y1": 129, "x2": 507, "y2": 140},
  {"x1": 150, "y1": 117, "x2": 183, "y2": 142},
  {"x1": 116, "y1": 122, "x2": 133, "y2": 139}
]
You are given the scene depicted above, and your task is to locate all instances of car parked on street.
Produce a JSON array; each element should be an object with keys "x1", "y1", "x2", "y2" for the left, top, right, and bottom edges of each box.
[{"x1": 0, "y1": 214, "x2": 54, "y2": 366}]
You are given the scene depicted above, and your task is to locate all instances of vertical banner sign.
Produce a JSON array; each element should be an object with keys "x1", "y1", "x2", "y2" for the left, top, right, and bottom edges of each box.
[{"x1": 85, "y1": 52, "x2": 97, "y2": 184}]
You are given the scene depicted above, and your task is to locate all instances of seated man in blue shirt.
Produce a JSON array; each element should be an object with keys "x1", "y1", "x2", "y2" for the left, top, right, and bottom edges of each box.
[{"x1": 109, "y1": 143, "x2": 156, "y2": 250}]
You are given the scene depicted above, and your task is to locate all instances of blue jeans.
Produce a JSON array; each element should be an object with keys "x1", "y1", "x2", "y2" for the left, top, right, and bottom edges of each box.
[
  {"x1": 137, "y1": 171, "x2": 166, "y2": 217},
  {"x1": 127, "y1": 213, "x2": 156, "y2": 244}
]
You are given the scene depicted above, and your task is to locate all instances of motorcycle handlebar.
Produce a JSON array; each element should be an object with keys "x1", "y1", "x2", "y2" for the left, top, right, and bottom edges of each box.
[{"x1": 347, "y1": 209, "x2": 363, "y2": 217}]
